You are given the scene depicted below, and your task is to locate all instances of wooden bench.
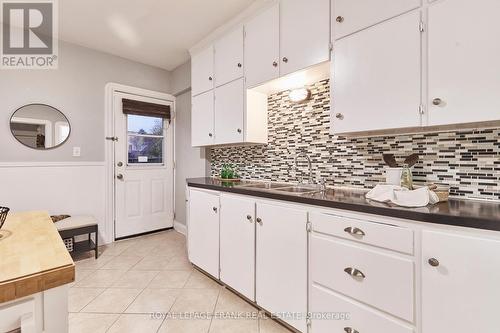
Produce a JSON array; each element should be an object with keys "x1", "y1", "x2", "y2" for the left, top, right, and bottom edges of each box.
[{"x1": 55, "y1": 216, "x2": 98, "y2": 259}]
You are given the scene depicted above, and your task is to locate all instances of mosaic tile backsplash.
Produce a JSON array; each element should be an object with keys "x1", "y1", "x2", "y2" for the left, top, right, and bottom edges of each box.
[{"x1": 210, "y1": 79, "x2": 500, "y2": 201}]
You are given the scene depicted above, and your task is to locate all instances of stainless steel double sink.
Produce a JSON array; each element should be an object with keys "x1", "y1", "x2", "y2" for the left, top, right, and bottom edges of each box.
[{"x1": 240, "y1": 182, "x2": 322, "y2": 196}]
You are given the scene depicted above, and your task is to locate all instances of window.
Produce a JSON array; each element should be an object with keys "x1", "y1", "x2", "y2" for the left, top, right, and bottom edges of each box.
[{"x1": 127, "y1": 115, "x2": 164, "y2": 164}]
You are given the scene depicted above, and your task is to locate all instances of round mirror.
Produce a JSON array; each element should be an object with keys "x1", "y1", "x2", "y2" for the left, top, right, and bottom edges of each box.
[{"x1": 10, "y1": 104, "x2": 70, "y2": 150}]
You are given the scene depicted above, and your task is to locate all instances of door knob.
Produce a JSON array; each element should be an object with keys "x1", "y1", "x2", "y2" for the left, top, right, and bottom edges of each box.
[
  {"x1": 213, "y1": 207, "x2": 218, "y2": 213},
  {"x1": 237, "y1": 63, "x2": 242, "y2": 68},
  {"x1": 256, "y1": 217, "x2": 263, "y2": 225},
  {"x1": 246, "y1": 215, "x2": 253, "y2": 222},
  {"x1": 428, "y1": 258, "x2": 440, "y2": 267},
  {"x1": 432, "y1": 98, "x2": 443, "y2": 106},
  {"x1": 282, "y1": 57, "x2": 288, "y2": 63},
  {"x1": 116, "y1": 174, "x2": 124, "y2": 180},
  {"x1": 335, "y1": 113, "x2": 344, "y2": 120},
  {"x1": 208, "y1": 133, "x2": 213, "y2": 137},
  {"x1": 237, "y1": 128, "x2": 242, "y2": 133},
  {"x1": 117, "y1": 162, "x2": 123, "y2": 167},
  {"x1": 208, "y1": 76, "x2": 213, "y2": 81},
  {"x1": 336, "y1": 16, "x2": 345, "y2": 23},
  {"x1": 272, "y1": 61, "x2": 278, "y2": 67}
]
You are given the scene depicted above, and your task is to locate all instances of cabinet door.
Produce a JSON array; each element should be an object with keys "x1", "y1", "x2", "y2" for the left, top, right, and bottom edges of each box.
[
  {"x1": 331, "y1": 11, "x2": 421, "y2": 134},
  {"x1": 220, "y1": 194, "x2": 255, "y2": 300},
  {"x1": 244, "y1": 3, "x2": 280, "y2": 88},
  {"x1": 214, "y1": 26, "x2": 244, "y2": 87},
  {"x1": 191, "y1": 46, "x2": 214, "y2": 96},
  {"x1": 191, "y1": 90, "x2": 214, "y2": 147},
  {"x1": 333, "y1": 0, "x2": 420, "y2": 40},
  {"x1": 256, "y1": 202, "x2": 308, "y2": 332},
  {"x1": 422, "y1": 230, "x2": 500, "y2": 333},
  {"x1": 214, "y1": 78, "x2": 244, "y2": 145},
  {"x1": 428, "y1": 0, "x2": 500, "y2": 126},
  {"x1": 280, "y1": 0, "x2": 330, "y2": 76},
  {"x1": 187, "y1": 189, "x2": 220, "y2": 278}
]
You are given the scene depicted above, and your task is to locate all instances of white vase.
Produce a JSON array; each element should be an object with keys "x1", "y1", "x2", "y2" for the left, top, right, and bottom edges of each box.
[{"x1": 385, "y1": 167, "x2": 403, "y2": 186}]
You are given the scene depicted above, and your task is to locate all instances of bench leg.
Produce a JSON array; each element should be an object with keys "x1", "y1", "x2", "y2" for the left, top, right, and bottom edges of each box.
[{"x1": 95, "y1": 225, "x2": 99, "y2": 259}]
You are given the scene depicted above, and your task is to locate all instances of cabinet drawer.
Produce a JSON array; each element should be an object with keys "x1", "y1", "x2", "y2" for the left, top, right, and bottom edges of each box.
[
  {"x1": 310, "y1": 285, "x2": 414, "y2": 333},
  {"x1": 310, "y1": 212, "x2": 413, "y2": 254},
  {"x1": 310, "y1": 235, "x2": 414, "y2": 322}
]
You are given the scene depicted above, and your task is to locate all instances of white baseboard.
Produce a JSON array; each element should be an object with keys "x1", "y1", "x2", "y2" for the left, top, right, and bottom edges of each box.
[{"x1": 173, "y1": 220, "x2": 187, "y2": 235}]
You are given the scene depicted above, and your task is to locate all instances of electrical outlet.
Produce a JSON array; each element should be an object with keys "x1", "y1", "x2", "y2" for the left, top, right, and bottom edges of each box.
[{"x1": 72, "y1": 147, "x2": 81, "y2": 157}]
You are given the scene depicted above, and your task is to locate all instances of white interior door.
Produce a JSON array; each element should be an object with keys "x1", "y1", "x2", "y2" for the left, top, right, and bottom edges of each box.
[{"x1": 114, "y1": 92, "x2": 174, "y2": 239}]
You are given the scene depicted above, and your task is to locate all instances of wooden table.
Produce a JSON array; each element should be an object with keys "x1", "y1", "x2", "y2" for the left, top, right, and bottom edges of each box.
[{"x1": 0, "y1": 211, "x2": 75, "y2": 304}]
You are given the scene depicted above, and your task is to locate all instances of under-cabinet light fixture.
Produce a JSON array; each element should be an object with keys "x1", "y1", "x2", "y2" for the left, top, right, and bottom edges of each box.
[{"x1": 289, "y1": 88, "x2": 311, "y2": 103}]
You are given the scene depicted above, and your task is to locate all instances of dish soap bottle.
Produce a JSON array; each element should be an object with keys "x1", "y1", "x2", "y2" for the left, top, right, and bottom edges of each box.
[{"x1": 400, "y1": 164, "x2": 413, "y2": 190}]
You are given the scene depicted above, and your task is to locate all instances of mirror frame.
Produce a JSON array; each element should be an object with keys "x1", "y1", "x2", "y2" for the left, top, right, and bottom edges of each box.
[{"x1": 10, "y1": 103, "x2": 71, "y2": 150}]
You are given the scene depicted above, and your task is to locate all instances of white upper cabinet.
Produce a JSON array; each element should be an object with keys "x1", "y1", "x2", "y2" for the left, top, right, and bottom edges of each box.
[
  {"x1": 191, "y1": 46, "x2": 214, "y2": 96},
  {"x1": 219, "y1": 194, "x2": 256, "y2": 301},
  {"x1": 191, "y1": 90, "x2": 214, "y2": 146},
  {"x1": 244, "y1": 4, "x2": 280, "y2": 88},
  {"x1": 279, "y1": 0, "x2": 331, "y2": 76},
  {"x1": 427, "y1": 0, "x2": 500, "y2": 126},
  {"x1": 422, "y1": 230, "x2": 500, "y2": 333},
  {"x1": 214, "y1": 26, "x2": 244, "y2": 87},
  {"x1": 331, "y1": 11, "x2": 421, "y2": 134},
  {"x1": 333, "y1": 0, "x2": 420, "y2": 40},
  {"x1": 214, "y1": 78, "x2": 245, "y2": 145}
]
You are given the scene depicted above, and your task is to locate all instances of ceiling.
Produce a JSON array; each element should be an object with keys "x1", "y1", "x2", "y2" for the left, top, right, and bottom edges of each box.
[{"x1": 58, "y1": 0, "x2": 255, "y2": 71}]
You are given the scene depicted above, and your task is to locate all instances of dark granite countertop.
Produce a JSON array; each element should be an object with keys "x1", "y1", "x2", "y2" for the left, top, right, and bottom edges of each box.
[{"x1": 187, "y1": 177, "x2": 500, "y2": 232}]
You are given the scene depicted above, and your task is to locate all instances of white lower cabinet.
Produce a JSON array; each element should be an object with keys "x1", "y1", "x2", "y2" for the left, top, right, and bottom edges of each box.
[
  {"x1": 187, "y1": 188, "x2": 220, "y2": 278},
  {"x1": 188, "y1": 187, "x2": 500, "y2": 333},
  {"x1": 422, "y1": 230, "x2": 500, "y2": 333},
  {"x1": 219, "y1": 194, "x2": 256, "y2": 300},
  {"x1": 310, "y1": 285, "x2": 414, "y2": 333},
  {"x1": 310, "y1": 234, "x2": 414, "y2": 322},
  {"x1": 256, "y1": 202, "x2": 308, "y2": 332}
]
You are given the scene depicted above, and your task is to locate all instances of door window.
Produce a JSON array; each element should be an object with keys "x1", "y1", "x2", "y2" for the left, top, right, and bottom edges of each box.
[{"x1": 127, "y1": 114, "x2": 164, "y2": 164}]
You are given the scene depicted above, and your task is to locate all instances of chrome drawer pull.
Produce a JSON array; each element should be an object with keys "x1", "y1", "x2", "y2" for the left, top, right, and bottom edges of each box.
[
  {"x1": 344, "y1": 267, "x2": 365, "y2": 279},
  {"x1": 344, "y1": 328, "x2": 359, "y2": 333},
  {"x1": 344, "y1": 227, "x2": 365, "y2": 237}
]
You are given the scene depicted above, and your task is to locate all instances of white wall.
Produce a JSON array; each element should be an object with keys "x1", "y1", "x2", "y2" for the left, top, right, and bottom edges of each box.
[
  {"x1": 171, "y1": 61, "x2": 208, "y2": 227},
  {"x1": 0, "y1": 41, "x2": 172, "y2": 243}
]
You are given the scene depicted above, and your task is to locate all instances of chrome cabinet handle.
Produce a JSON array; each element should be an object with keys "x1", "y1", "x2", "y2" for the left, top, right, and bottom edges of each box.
[
  {"x1": 256, "y1": 217, "x2": 263, "y2": 225},
  {"x1": 246, "y1": 215, "x2": 253, "y2": 222},
  {"x1": 272, "y1": 61, "x2": 278, "y2": 67},
  {"x1": 282, "y1": 57, "x2": 288, "y2": 63},
  {"x1": 336, "y1": 16, "x2": 345, "y2": 23},
  {"x1": 428, "y1": 258, "x2": 440, "y2": 267},
  {"x1": 344, "y1": 227, "x2": 365, "y2": 237},
  {"x1": 213, "y1": 207, "x2": 218, "y2": 213},
  {"x1": 432, "y1": 98, "x2": 443, "y2": 106},
  {"x1": 344, "y1": 267, "x2": 365, "y2": 279},
  {"x1": 344, "y1": 328, "x2": 359, "y2": 333},
  {"x1": 237, "y1": 63, "x2": 242, "y2": 68},
  {"x1": 335, "y1": 113, "x2": 344, "y2": 120},
  {"x1": 116, "y1": 174, "x2": 124, "y2": 180}
]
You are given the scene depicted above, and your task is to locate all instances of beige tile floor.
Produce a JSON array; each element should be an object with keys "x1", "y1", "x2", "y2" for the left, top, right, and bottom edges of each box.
[{"x1": 69, "y1": 230, "x2": 292, "y2": 333}]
